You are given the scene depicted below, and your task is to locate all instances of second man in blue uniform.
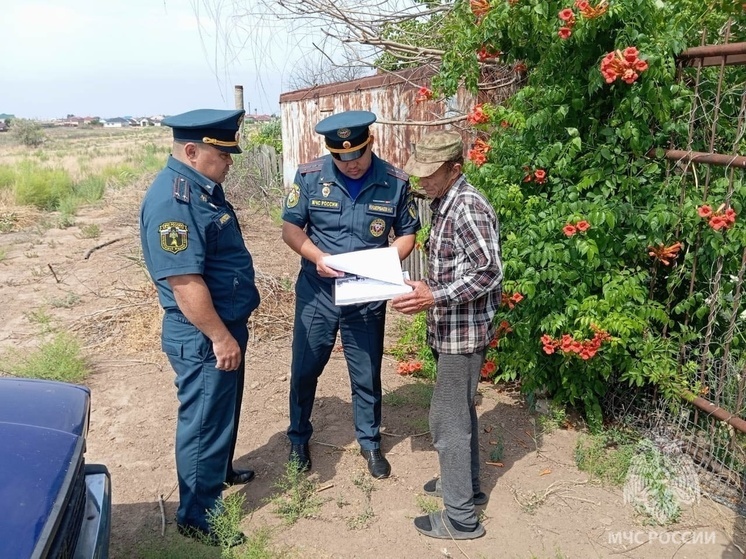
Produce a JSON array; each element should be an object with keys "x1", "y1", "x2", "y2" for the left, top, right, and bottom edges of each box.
[{"x1": 282, "y1": 110, "x2": 420, "y2": 478}]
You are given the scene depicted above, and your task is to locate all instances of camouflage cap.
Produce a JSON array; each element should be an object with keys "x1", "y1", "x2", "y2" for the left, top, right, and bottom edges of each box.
[{"x1": 403, "y1": 131, "x2": 464, "y2": 178}]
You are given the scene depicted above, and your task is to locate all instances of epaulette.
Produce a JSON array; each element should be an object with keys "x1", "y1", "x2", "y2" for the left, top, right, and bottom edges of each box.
[
  {"x1": 386, "y1": 164, "x2": 408, "y2": 182},
  {"x1": 172, "y1": 176, "x2": 190, "y2": 202},
  {"x1": 298, "y1": 158, "x2": 324, "y2": 175}
]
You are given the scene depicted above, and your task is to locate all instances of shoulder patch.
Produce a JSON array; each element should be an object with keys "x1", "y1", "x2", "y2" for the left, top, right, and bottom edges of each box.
[
  {"x1": 286, "y1": 183, "x2": 301, "y2": 209},
  {"x1": 298, "y1": 158, "x2": 324, "y2": 175},
  {"x1": 159, "y1": 221, "x2": 189, "y2": 253},
  {"x1": 386, "y1": 164, "x2": 408, "y2": 182},
  {"x1": 172, "y1": 176, "x2": 190, "y2": 202}
]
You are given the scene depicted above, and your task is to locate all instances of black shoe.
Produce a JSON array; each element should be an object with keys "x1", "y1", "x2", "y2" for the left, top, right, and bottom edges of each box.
[
  {"x1": 176, "y1": 523, "x2": 246, "y2": 547},
  {"x1": 361, "y1": 448, "x2": 391, "y2": 479},
  {"x1": 225, "y1": 469, "x2": 255, "y2": 486},
  {"x1": 288, "y1": 443, "x2": 311, "y2": 472}
]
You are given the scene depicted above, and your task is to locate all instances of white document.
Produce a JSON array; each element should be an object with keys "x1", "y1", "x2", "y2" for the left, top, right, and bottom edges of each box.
[{"x1": 323, "y1": 247, "x2": 413, "y2": 306}]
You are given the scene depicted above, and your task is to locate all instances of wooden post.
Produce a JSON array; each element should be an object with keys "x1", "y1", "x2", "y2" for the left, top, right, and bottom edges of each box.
[{"x1": 234, "y1": 85, "x2": 244, "y2": 110}]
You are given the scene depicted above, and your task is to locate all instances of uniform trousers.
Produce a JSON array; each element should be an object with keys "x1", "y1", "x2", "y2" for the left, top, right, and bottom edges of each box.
[
  {"x1": 162, "y1": 312, "x2": 249, "y2": 531},
  {"x1": 430, "y1": 350, "x2": 485, "y2": 526},
  {"x1": 288, "y1": 270, "x2": 386, "y2": 450}
]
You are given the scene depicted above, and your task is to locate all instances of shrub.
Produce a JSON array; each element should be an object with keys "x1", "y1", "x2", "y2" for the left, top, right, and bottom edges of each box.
[
  {"x1": 13, "y1": 162, "x2": 74, "y2": 210},
  {"x1": 8, "y1": 332, "x2": 90, "y2": 383},
  {"x1": 10, "y1": 118, "x2": 46, "y2": 147},
  {"x1": 407, "y1": 1, "x2": 743, "y2": 426}
]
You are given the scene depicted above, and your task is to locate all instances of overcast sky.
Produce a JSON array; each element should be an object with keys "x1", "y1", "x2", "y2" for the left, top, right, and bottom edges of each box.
[{"x1": 0, "y1": 0, "x2": 312, "y2": 120}]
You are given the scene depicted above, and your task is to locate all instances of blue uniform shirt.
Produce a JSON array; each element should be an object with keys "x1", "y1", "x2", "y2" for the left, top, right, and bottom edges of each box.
[
  {"x1": 282, "y1": 153, "x2": 421, "y2": 279},
  {"x1": 139, "y1": 156, "x2": 260, "y2": 323}
]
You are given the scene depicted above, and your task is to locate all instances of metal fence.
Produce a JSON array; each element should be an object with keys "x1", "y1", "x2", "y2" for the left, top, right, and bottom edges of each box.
[{"x1": 604, "y1": 27, "x2": 746, "y2": 516}]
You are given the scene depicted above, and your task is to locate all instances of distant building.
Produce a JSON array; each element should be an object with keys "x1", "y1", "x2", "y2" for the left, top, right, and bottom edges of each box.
[
  {"x1": 0, "y1": 122, "x2": 7, "y2": 132},
  {"x1": 246, "y1": 112, "x2": 274, "y2": 123},
  {"x1": 102, "y1": 117, "x2": 131, "y2": 128}
]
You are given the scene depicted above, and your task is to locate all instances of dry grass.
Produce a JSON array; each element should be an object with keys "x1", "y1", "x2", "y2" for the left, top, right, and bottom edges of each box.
[
  {"x1": 0, "y1": 126, "x2": 171, "y2": 182},
  {"x1": 71, "y1": 267, "x2": 295, "y2": 355},
  {"x1": 251, "y1": 271, "x2": 295, "y2": 341},
  {"x1": 0, "y1": 203, "x2": 44, "y2": 232}
]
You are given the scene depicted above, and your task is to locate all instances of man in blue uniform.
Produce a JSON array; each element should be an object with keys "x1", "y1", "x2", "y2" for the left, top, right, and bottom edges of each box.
[
  {"x1": 139, "y1": 108, "x2": 260, "y2": 545},
  {"x1": 282, "y1": 110, "x2": 420, "y2": 479}
]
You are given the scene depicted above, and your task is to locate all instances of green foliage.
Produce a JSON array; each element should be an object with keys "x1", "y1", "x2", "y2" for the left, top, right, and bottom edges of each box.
[
  {"x1": 80, "y1": 223, "x2": 102, "y2": 239},
  {"x1": 206, "y1": 494, "x2": 247, "y2": 557},
  {"x1": 389, "y1": 313, "x2": 437, "y2": 379},
  {"x1": 244, "y1": 120, "x2": 283, "y2": 154},
  {"x1": 49, "y1": 292, "x2": 81, "y2": 308},
  {"x1": 0, "y1": 165, "x2": 16, "y2": 189},
  {"x1": 415, "y1": 495, "x2": 440, "y2": 514},
  {"x1": 269, "y1": 459, "x2": 323, "y2": 524},
  {"x1": 74, "y1": 176, "x2": 107, "y2": 203},
  {"x1": 10, "y1": 118, "x2": 46, "y2": 147},
  {"x1": 624, "y1": 438, "x2": 699, "y2": 524},
  {"x1": 99, "y1": 164, "x2": 139, "y2": 188},
  {"x1": 574, "y1": 427, "x2": 639, "y2": 486},
  {"x1": 347, "y1": 471, "x2": 376, "y2": 529},
  {"x1": 537, "y1": 401, "x2": 567, "y2": 433},
  {"x1": 13, "y1": 162, "x2": 74, "y2": 210},
  {"x1": 6, "y1": 332, "x2": 90, "y2": 383},
  {"x1": 392, "y1": 0, "x2": 746, "y2": 423}
]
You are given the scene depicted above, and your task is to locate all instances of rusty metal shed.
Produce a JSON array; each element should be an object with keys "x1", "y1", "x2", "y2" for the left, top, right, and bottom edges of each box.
[{"x1": 278, "y1": 66, "x2": 481, "y2": 191}]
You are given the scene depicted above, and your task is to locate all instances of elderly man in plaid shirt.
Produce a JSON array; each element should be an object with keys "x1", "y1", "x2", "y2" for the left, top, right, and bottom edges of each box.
[{"x1": 393, "y1": 130, "x2": 502, "y2": 540}]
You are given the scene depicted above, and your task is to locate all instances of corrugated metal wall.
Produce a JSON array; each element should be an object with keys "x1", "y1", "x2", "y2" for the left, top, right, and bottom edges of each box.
[{"x1": 279, "y1": 67, "x2": 479, "y2": 190}]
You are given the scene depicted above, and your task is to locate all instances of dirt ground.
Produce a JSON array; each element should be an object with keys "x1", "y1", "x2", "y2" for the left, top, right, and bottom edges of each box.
[{"x1": 1, "y1": 182, "x2": 746, "y2": 559}]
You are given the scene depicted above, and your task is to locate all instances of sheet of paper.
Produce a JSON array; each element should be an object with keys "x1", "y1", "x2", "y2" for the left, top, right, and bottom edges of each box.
[
  {"x1": 333, "y1": 272, "x2": 412, "y2": 306},
  {"x1": 323, "y1": 246, "x2": 405, "y2": 285}
]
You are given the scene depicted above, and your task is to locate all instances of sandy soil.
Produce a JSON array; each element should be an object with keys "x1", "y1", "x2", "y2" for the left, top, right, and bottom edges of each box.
[{"x1": 1, "y1": 184, "x2": 745, "y2": 559}]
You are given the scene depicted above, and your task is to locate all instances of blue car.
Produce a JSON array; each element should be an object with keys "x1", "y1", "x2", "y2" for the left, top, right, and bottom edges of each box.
[{"x1": 0, "y1": 378, "x2": 112, "y2": 559}]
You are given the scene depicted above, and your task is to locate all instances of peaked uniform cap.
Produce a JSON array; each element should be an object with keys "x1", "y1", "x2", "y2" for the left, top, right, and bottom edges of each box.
[
  {"x1": 404, "y1": 131, "x2": 464, "y2": 177},
  {"x1": 163, "y1": 108, "x2": 245, "y2": 154},
  {"x1": 315, "y1": 110, "x2": 377, "y2": 161}
]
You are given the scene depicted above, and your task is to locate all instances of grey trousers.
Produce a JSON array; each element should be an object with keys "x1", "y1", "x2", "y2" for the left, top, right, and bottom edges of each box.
[{"x1": 430, "y1": 350, "x2": 485, "y2": 526}]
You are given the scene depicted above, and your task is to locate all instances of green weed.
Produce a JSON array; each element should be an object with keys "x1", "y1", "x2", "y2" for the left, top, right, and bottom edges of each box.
[
  {"x1": 26, "y1": 307, "x2": 53, "y2": 328},
  {"x1": 489, "y1": 432, "x2": 505, "y2": 462},
  {"x1": 0, "y1": 248, "x2": 6, "y2": 263},
  {"x1": 389, "y1": 313, "x2": 437, "y2": 380},
  {"x1": 537, "y1": 401, "x2": 568, "y2": 434},
  {"x1": 574, "y1": 428, "x2": 638, "y2": 486},
  {"x1": 387, "y1": 381, "x2": 433, "y2": 409},
  {"x1": 100, "y1": 164, "x2": 138, "y2": 189},
  {"x1": 50, "y1": 292, "x2": 80, "y2": 308},
  {"x1": 407, "y1": 417, "x2": 430, "y2": 434},
  {"x1": 138, "y1": 525, "x2": 287, "y2": 559},
  {"x1": 415, "y1": 495, "x2": 440, "y2": 514},
  {"x1": 80, "y1": 223, "x2": 101, "y2": 239},
  {"x1": 206, "y1": 493, "x2": 247, "y2": 557},
  {"x1": 13, "y1": 162, "x2": 74, "y2": 210},
  {"x1": 0, "y1": 212, "x2": 18, "y2": 232},
  {"x1": 347, "y1": 471, "x2": 376, "y2": 530},
  {"x1": 74, "y1": 175, "x2": 106, "y2": 203},
  {"x1": 7, "y1": 332, "x2": 90, "y2": 383},
  {"x1": 268, "y1": 459, "x2": 322, "y2": 524},
  {"x1": 0, "y1": 165, "x2": 16, "y2": 189}
]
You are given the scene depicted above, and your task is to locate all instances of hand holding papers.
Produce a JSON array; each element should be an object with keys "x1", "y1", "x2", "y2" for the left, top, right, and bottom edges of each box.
[{"x1": 323, "y1": 247, "x2": 413, "y2": 306}]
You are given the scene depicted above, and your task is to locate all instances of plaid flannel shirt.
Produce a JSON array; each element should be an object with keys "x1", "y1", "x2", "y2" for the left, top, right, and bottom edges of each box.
[{"x1": 424, "y1": 175, "x2": 502, "y2": 354}]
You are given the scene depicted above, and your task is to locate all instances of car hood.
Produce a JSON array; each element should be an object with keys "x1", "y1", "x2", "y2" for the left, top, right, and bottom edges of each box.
[
  {"x1": 0, "y1": 378, "x2": 90, "y2": 558},
  {"x1": 0, "y1": 423, "x2": 82, "y2": 559},
  {"x1": 0, "y1": 378, "x2": 90, "y2": 436}
]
